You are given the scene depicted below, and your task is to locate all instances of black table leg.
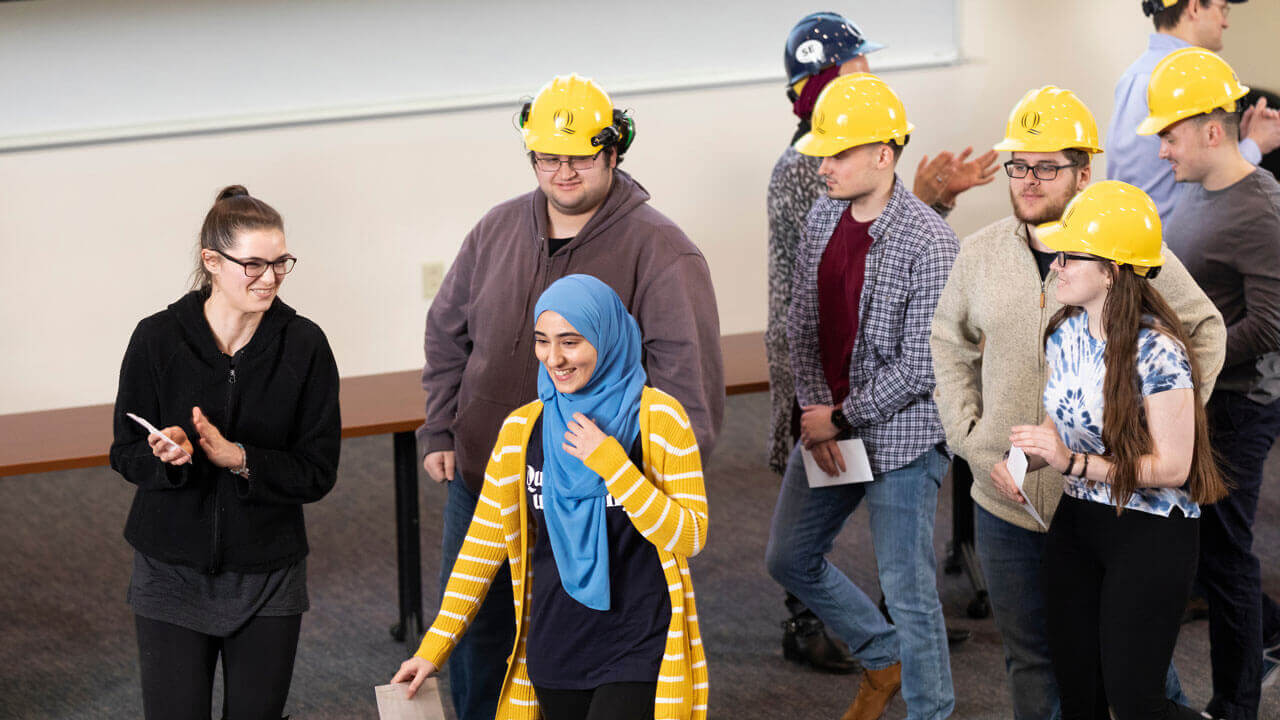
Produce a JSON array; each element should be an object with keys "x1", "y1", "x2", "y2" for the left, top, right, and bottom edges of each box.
[
  {"x1": 390, "y1": 431, "x2": 423, "y2": 642},
  {"x1": 944, "y1": 457, "x2": 990, "y2": 618}
]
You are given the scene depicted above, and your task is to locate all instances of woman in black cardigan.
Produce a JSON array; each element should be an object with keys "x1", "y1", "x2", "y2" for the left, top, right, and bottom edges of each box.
[{"x1": 109, "y1": 185, "x2": 340, "y2": 720}]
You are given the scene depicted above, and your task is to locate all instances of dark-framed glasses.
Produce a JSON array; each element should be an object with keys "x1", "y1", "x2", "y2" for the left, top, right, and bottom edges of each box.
[
  {"x1": 1004, "y1": 160, "x2": 1077, "y2": 181},
  {"x1": 1054, "y1": 251, "x2": 1110, "y2": 266},
  {"x1": 532, "y1": 152, "x2": 600, "y2": 173},
  {"x1": 215, "y1": 249, "x2": 297, "y2": 278}
]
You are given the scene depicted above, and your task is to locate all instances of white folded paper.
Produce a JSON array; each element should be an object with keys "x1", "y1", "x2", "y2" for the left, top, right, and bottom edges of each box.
[
  {"x1": 802, "y1": 438, "x2": 876, "y2": 487},
  {"x1": 375, "y1": 680, "x2": 445, "y2": 720},
  {"x1": 126, "y1": 412, "x2": 189, "y2": 459},
  {"x1": 1007, "y1": 445, "x2": 1047, "y2": 530}
]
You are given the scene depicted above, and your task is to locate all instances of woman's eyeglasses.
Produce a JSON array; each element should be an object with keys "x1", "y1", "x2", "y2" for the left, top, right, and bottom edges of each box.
[
  {"x1": 1054, "y1": 251, "x2": 1110, "y2": 266},
  {"x1": 216, "y1": 249, "x2": 297, "y2": 278}
]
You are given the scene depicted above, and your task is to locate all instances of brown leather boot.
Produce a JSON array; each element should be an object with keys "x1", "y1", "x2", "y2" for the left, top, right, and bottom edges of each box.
[{"x1": 839, "y1": 662, "x2": 902, "y2": 720}]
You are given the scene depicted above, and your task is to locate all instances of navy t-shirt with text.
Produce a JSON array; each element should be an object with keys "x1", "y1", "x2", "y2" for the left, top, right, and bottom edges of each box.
[{"x1": 524, "y1": 415, "x2": 670, "y2": 689}]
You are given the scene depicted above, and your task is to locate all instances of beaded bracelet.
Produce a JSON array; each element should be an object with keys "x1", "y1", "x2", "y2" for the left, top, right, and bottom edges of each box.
[{"x1": 230, "y1": 442, "x2": 250, "y2": 479}]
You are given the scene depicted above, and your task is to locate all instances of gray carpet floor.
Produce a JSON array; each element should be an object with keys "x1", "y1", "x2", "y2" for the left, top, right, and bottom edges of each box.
[{"x1": 1, "y1": 391, "x2": 1278, "y2": 719}]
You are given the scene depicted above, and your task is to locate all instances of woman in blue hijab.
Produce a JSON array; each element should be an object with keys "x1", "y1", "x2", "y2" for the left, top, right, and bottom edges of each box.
[{"x1": 394, "y1": 274, "x2": 712, "y2": 720}]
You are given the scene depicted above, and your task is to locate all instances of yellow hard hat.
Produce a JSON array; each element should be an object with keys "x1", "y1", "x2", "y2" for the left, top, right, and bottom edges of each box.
[
  {"x1": 520, "y1": 74, "x2": 615, "y2": 156},
  {"x1": 1137, "y1": 47, "x2": 1249, "y2": 136},
  {"x1": 795, "y1": 73, "x2": 914, "y2": 157},
  {"x1": 1036, "y1": 181, "x2": 1164, "y2": 276},
  {"x1": 993, "y1": 86, "x2": 1103, "y2": 154}
]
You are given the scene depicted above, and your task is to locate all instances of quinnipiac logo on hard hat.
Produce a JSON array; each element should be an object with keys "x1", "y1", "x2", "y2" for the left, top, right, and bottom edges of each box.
[
  {"x1": 813, "y1": 110, "x2": 827, "y2": 134},
  {"x1": 1020, "y1": 110, "x2": 1043, "y2": 136},
  {"x1": 796, "y1": 39, "x2": 826, "y2": 65},
  {"x1": 553, "y1": 109, "x2": 576, "y2": 134}
]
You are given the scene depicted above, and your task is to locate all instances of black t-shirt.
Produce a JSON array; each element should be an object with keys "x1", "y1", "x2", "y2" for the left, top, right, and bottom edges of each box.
[
  {"x1": 1031, "y1": 247, "x2": 1056, "y2": 282},
  {"x1": 548, "y1": 236, "x2": 574, "y2": 256},
  {"x1": 524, "y1": 416, "x2": 670, "y2": 689}
]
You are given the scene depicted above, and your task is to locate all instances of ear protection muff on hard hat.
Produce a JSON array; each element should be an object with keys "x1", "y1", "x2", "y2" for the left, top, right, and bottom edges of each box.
[
  {"x1": 518, "y1": 102, "x2": 635, "y2": 155},
  {"x1": 590, "y1": 109, "x2": 635, "y2": 154}
]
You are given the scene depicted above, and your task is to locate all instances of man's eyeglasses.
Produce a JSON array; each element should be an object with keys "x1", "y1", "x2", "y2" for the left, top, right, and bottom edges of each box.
[
  {"x1": 1004, "y1": 161, "x2": 1077, "y2": 181},
  {"x1": 532, "y1": 153, "x2": 601, "y2": 173},
  {"x1": 216, "y1": 249, "x2": 297, "y2": 278},
  {"x1": 1054, "y1": 251, "x2": 1110, "y2": 266}
]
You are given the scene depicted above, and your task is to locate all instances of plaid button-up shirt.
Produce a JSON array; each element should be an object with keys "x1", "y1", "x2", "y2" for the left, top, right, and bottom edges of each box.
[{"x1": 788, "y1": 175, "x2": 958, "y2": 473}]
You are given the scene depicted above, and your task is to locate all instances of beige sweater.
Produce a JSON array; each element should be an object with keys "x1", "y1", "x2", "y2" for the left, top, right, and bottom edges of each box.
[{"x1": 930, "y1": 215, "x2": 1225, "y2": 532}]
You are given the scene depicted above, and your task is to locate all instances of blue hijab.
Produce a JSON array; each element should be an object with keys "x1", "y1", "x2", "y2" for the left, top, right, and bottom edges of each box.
[{"x1": 534, "y1": 274, "x2": 646, "y2": 611}]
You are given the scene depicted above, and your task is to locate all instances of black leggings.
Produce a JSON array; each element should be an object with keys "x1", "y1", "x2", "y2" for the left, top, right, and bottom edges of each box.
[
  {"x1": 1043, "y1": 497, "x2": 1200, "y2": 720},
  {"x1": 135, "y1": 613, "x2": 301, "y2": 720},
  {"x1": 533, "y1": 682, "x2": 658, "y2": 720}
]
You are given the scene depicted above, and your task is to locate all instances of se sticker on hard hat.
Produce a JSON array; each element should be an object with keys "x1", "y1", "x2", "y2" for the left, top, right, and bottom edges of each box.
[{"x1": 796, "y1": 40, "x2": 826, "y2": 65}]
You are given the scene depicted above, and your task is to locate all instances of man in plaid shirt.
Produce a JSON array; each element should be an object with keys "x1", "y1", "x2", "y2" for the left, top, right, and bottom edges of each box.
[{"x1": 765, "y1": 73, "x2": 958, "y2": 720}]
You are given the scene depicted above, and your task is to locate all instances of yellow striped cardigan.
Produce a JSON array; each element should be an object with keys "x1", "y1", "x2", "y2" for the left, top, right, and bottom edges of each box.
[{"x1": 415, "y1": 386, "x2": 710, "y2": 719}]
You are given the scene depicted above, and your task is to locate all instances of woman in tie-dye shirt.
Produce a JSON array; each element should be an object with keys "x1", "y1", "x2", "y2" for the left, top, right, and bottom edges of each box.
[{"x1": 990, "y1": 182, "x2": 1225, "y2": 720}]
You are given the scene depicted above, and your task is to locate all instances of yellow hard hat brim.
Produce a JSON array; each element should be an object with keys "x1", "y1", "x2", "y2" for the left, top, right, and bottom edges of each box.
[
  {"x1": 795, "y1": 132, "x2": 853, "y2": 158},
  {"x1": 795, "y1": 125, "x2": 915, "y2": 158},
  {"x1": 1137, "y1": 86, "x2": 1251, "y2": 136},
  {"x1": 1035, "y1": 220, "x2": 1165, "y2": 270},
  {"x1": 1136, "y1": 111, "x2": 1187, "y2": 136},
  {"x1": 523, "y1": 127, "x2": 603, "y2": 156},
  {"x1": 1034, "y1": 220, "x2": 1090, "y2": 255},
  {"x1": 992, "y1": 137, "x2": 1103, "y2": 154}
]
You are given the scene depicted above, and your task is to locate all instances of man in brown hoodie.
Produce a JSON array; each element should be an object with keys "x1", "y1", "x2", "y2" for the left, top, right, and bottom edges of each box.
[
  {"x1": 930, "y1": 86, "x2": 1224, "y2": 720},
  {"x1": 415, "y1": 74, "x2": 724, "y2": 720}
]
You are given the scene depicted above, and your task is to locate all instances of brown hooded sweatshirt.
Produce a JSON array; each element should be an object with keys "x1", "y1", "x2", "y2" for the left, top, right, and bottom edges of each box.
[{"x1": 418, "y1": 169, "x2": 724, "y2": 492}]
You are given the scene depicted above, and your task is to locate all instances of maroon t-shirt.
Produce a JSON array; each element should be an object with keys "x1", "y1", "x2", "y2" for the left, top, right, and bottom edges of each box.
[{"x1": 817, "y1": 210, "x2": 874, "y2": 406}]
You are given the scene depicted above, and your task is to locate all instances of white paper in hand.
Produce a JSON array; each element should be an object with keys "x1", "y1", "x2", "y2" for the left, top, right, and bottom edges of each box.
[
  {"x1": 1007, "y1": 446, "x2": 1047, "y2": 530},
  {"x1": 802, "y1": 439, "x2": 876, "y2": 488},
  {"x1": 126, "y1": 412, "x2": 189, "y2": 459},
  {"x1": 375, "y1": 680, "x2": 445, "y2": 720}
]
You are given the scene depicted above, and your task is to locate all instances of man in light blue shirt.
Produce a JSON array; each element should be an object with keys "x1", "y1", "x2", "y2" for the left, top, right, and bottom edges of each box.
[{"x1": 1107, "y1": 0, "x2": 1280, "y2": 220}]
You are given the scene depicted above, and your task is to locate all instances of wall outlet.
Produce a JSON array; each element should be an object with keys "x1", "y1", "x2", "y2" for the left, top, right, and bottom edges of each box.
[{"x1": 422, "y1": 261, "x2": 445, "y2": 299}]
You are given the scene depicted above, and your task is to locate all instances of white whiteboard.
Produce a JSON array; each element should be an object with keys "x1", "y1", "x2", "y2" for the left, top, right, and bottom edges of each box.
[{"x1": 0, "y1": 0, "x2": 958, "y2": 151}]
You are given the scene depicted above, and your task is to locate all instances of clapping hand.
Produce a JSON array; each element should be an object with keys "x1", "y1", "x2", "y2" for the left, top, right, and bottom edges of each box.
[{"x1": 191, "y1": 406, "x2": 244, "y2": 469}]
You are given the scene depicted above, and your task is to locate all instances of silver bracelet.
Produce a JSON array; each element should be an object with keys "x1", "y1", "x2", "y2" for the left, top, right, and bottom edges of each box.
[{"x1": 230, "y1": 442, "x2": 250, "y2": 479}]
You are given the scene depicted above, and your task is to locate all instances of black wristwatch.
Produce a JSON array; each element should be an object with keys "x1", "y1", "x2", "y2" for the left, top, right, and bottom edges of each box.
[{"x1": 830, "y1": 407, "x2": 853, "y2": 434}]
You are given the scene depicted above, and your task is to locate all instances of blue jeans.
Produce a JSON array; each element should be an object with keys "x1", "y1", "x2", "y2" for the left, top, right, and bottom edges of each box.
[
  {"x1": 1201, "y1": 391, "x2": 1280, "y2": 720},
  {"x1": 766, "y1": 443, "x2": 954, "y2": 720},
  {"x1": 440, "y1": 475, "x2": 515, "y2": 720},
  {"x1": 975, "y1": 504, "x2": 1188, "y2": 720}
]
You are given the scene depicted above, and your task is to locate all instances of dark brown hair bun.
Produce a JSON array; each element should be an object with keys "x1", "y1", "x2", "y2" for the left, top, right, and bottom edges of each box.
[{"x1": 216, "y1": 185, "x2": 251, "y2": 202}]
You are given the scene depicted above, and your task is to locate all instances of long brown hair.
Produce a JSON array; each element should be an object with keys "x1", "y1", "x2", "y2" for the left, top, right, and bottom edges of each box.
[
  {"x1": 1044, "y1": 265, "x2": 1226, "y2": 512},
  {"x1": 190, "y1": 185, "x2": 284, "y2": 292}
]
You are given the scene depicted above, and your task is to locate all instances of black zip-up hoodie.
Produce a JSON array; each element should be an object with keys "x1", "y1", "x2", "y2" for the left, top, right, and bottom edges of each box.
[{"x1": 110, "y1": 290, "x2": 341, "y2": 574}]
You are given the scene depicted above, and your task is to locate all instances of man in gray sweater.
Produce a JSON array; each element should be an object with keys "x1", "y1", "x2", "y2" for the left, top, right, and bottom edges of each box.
[
  {"x1": 416, "y1": 74, "x2": 724, "y2": 720},
  {"x1": 1141, "y1": 47, "x2": 1280, "y2": 720},
  {"x1": 930, "y1": 86, "x2": 1225, "y2": 720}
]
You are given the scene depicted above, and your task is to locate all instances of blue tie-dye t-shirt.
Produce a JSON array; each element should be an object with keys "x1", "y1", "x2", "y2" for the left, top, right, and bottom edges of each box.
[{"x1": 1042, "y1": 311, "x2": 1199, "y2": 517}]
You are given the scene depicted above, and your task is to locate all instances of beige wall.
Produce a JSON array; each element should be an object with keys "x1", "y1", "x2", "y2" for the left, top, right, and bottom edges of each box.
[{"x1": 2, "y1": 0, "x2": 1277, "y2": 414}]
